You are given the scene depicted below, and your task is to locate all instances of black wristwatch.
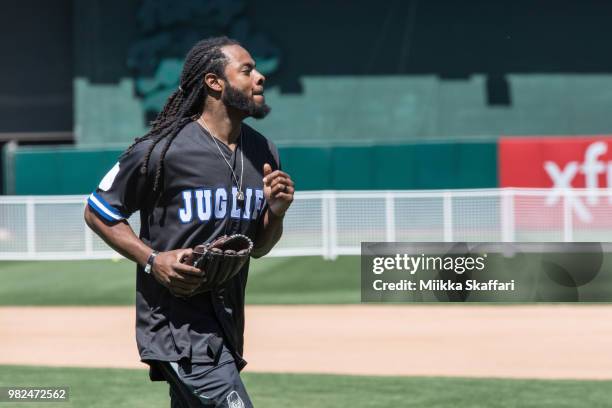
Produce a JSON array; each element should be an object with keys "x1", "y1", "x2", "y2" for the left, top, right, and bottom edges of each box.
[{"x1": 144, "y1": 250, "x2": 159, "y2": 274}]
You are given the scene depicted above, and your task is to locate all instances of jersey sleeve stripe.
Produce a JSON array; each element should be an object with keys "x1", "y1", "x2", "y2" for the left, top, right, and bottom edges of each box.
[
  {"x1": 87, "y1": 197, "x2": 120, "y2": 222},
  {"x1": 88, "y1": 193, "x2": 125, "y2": 221},
  {"x1": 92, "y1": 192, "x2": 126, "y2": 217}
]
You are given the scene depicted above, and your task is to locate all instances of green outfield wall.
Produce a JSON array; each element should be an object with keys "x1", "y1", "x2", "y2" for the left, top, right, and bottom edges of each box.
[{"x1": 3, "y1": 141, "x2": 497, "y2": 195}]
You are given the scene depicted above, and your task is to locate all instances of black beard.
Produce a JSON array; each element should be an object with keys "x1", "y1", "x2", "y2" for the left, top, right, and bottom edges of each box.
[{"x1": 222, "y1": 83, "x2": 271, "y2": 119}]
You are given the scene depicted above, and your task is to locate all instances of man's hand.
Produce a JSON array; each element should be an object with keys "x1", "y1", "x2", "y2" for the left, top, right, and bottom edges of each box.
[
  {"x1": 151, "y1": 248, "x2": 205, "y2": 297},
  {"x1": 263, "y1": 163, "x2": 294, "y2": 217}
]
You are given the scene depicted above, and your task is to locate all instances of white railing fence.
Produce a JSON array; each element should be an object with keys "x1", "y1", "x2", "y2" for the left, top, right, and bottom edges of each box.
[{"x1": 0, "y1": 189, "x2": 611, "y2": 261}]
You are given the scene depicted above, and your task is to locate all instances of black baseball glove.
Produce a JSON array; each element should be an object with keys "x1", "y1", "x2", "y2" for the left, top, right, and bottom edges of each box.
[{"x1": 188, "y1": 234, "x2": 253, "y2": 294}]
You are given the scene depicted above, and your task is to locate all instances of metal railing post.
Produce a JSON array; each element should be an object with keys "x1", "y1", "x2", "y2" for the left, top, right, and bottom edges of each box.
[
  {"x1": 84, "y1": 218, "x2": 93, "y2": 256},
  {"x1": 385, "y1": 192, "x2": 395, "y2": 242},
  {"x1": 321, "y1": 194, "x2": 330, "y2": 259},
  {"x1": 443, "y1": 192, "x2": 453, "y2": 242},
  {"x1": 328, "y1": 191, "x2": 338, "y2": 260},
  {"x1": 501, "y1": 189, "x2": 515, "y2": 242},
  {"x1": 26, "y1": 197, "x2": 35, "y2": 255},
  {"x1": 563, "y1": 190, "x2": 573, "y2": 242}
]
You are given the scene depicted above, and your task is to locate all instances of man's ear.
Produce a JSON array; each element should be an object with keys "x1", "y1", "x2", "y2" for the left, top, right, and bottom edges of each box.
[{"x1": 204, "y1": 73, "x2": 223, "y2": 93}]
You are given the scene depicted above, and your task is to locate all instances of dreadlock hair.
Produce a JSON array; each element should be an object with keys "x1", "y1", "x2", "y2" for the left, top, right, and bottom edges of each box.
[{"x1": 128, "y1": 36, "x2": 240, "y2": 196}]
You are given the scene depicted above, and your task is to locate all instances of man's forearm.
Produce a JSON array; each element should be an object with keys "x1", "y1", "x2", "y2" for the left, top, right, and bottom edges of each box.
[
  {"x1": 84, "y1": 205, "x2": 152, "y2": 266},
  {"x1": 252, "y1": 209, "x2": 284, "y2": 258}
]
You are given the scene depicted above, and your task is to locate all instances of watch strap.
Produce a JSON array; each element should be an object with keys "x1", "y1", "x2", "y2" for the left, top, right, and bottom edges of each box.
[{"x1": 144, "y1": 250, "x2": 159, "y2": 274}]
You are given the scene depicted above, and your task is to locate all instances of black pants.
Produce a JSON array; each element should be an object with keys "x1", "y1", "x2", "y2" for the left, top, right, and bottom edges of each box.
[{"x1": 154, "y1": 347, "x2": 253, "y2": 408}]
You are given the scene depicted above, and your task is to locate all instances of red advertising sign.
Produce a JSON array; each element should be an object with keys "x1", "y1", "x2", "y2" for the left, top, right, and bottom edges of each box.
[
  {"x1": 499, "y1": 136, "x2": 612, "y2": 229},
  {"x1": 499, "y1": 136, "x2": 612, "y2": 189}
]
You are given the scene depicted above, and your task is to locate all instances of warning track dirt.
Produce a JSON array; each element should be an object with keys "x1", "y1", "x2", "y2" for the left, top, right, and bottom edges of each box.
[{"x1": 1, "y1": 305, "x2": 611, "y2": 380}]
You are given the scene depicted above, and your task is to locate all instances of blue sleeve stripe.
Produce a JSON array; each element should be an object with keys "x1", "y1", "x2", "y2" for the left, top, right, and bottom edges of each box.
[
  {"x1": 88, "y1": 193, "x2": 125, "y2": 221},
  {"x1": 87, "y1": 198, "x2": 118, "y2": 222},
  {"x1": 91, "y1": 192, "x2": 126, "y2": 218}
]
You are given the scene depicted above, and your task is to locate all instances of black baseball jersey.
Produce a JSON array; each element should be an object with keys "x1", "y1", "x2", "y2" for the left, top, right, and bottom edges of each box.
[{"x1": 87, "y1": 121, "x2": 280, "y2": 378}]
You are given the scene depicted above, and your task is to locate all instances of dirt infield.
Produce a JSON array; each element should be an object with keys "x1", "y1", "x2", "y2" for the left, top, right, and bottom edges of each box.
[{"x1": 1, "y1": 305, "x2": 611, "y2": 379}]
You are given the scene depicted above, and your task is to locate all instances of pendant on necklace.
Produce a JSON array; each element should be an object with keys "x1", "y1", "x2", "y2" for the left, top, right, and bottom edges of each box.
[{"x1": 237, "y1": 190, "x2": 245, "y2": 206}]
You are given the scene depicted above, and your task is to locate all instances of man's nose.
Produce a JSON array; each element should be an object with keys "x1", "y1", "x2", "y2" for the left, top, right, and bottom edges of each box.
[{"x1": 255, "y1": 70, "x2": 266, "y2": 85}]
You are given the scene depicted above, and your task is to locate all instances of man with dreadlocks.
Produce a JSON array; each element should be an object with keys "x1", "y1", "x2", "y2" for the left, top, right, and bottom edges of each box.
[{"x1": 84, "y1": 36, "x2": 294, "y2": 407}]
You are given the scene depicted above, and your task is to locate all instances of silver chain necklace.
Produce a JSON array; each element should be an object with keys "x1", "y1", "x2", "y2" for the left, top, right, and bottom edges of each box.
[{"x1": 199, "y1": 118, "x2": 245, "y2": 205}]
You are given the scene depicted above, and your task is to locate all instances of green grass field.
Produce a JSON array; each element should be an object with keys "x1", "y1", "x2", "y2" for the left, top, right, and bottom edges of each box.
[
  {"x1": 0, "y1": 257, "x2": 361, "y2": 305},
  {"x1": 1, "y1": 255, "x2": 610, "y2": 305},
  {"x1": 1, "y1": 365, "x2": 611, "y2": 408}
]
